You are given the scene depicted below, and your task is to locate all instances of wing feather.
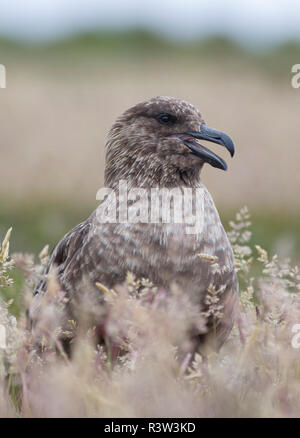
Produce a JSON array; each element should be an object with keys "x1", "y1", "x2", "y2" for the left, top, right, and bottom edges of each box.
[{"x1": 34, "y1": 217, "x2": 92, "y2": 296}]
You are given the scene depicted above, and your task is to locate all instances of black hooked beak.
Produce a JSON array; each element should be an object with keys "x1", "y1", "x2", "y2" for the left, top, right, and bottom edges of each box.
[{"x1": 180, "y1": 125, "x2": 235, "y2": 170}]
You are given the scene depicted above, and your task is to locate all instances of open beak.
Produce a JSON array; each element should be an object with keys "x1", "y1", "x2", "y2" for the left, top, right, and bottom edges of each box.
[{"x1": 176, "y1": 124, "x2": 235, "y2": 171}]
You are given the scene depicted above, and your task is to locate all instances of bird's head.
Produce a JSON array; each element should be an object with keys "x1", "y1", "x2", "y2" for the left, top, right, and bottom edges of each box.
[{"x1": 105, "y1": 96, "x2": 234, "y2": 187}]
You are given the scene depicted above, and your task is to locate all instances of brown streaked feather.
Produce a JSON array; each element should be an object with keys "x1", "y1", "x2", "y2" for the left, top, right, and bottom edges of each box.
[
  {"x1": 34, "y1": 217, "x2": 93, "y2": 296},
  {"x1": 31, "y1": 96, "x2": 239, "y2": 352}
]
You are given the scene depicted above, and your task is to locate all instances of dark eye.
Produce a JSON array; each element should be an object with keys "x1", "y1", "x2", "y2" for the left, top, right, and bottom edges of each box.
[{"x1": 156, "y1": 113, "x2": 177, "y2": 126}]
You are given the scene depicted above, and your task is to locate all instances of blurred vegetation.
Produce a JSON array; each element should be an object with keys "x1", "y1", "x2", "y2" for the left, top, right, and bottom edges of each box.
[{"x1": 0, "y1": 29, "x2": 300, "y2": 77}]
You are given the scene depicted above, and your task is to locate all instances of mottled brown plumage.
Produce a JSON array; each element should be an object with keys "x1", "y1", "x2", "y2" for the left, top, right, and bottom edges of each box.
[{"x1": 30, "y1": 96, "x2": 238, "y2": 351}]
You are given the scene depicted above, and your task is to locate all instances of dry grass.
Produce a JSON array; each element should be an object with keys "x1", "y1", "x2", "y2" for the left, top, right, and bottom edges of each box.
[{"x1": 1, "y1": 208, "x2": 300, "y2": 418}]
